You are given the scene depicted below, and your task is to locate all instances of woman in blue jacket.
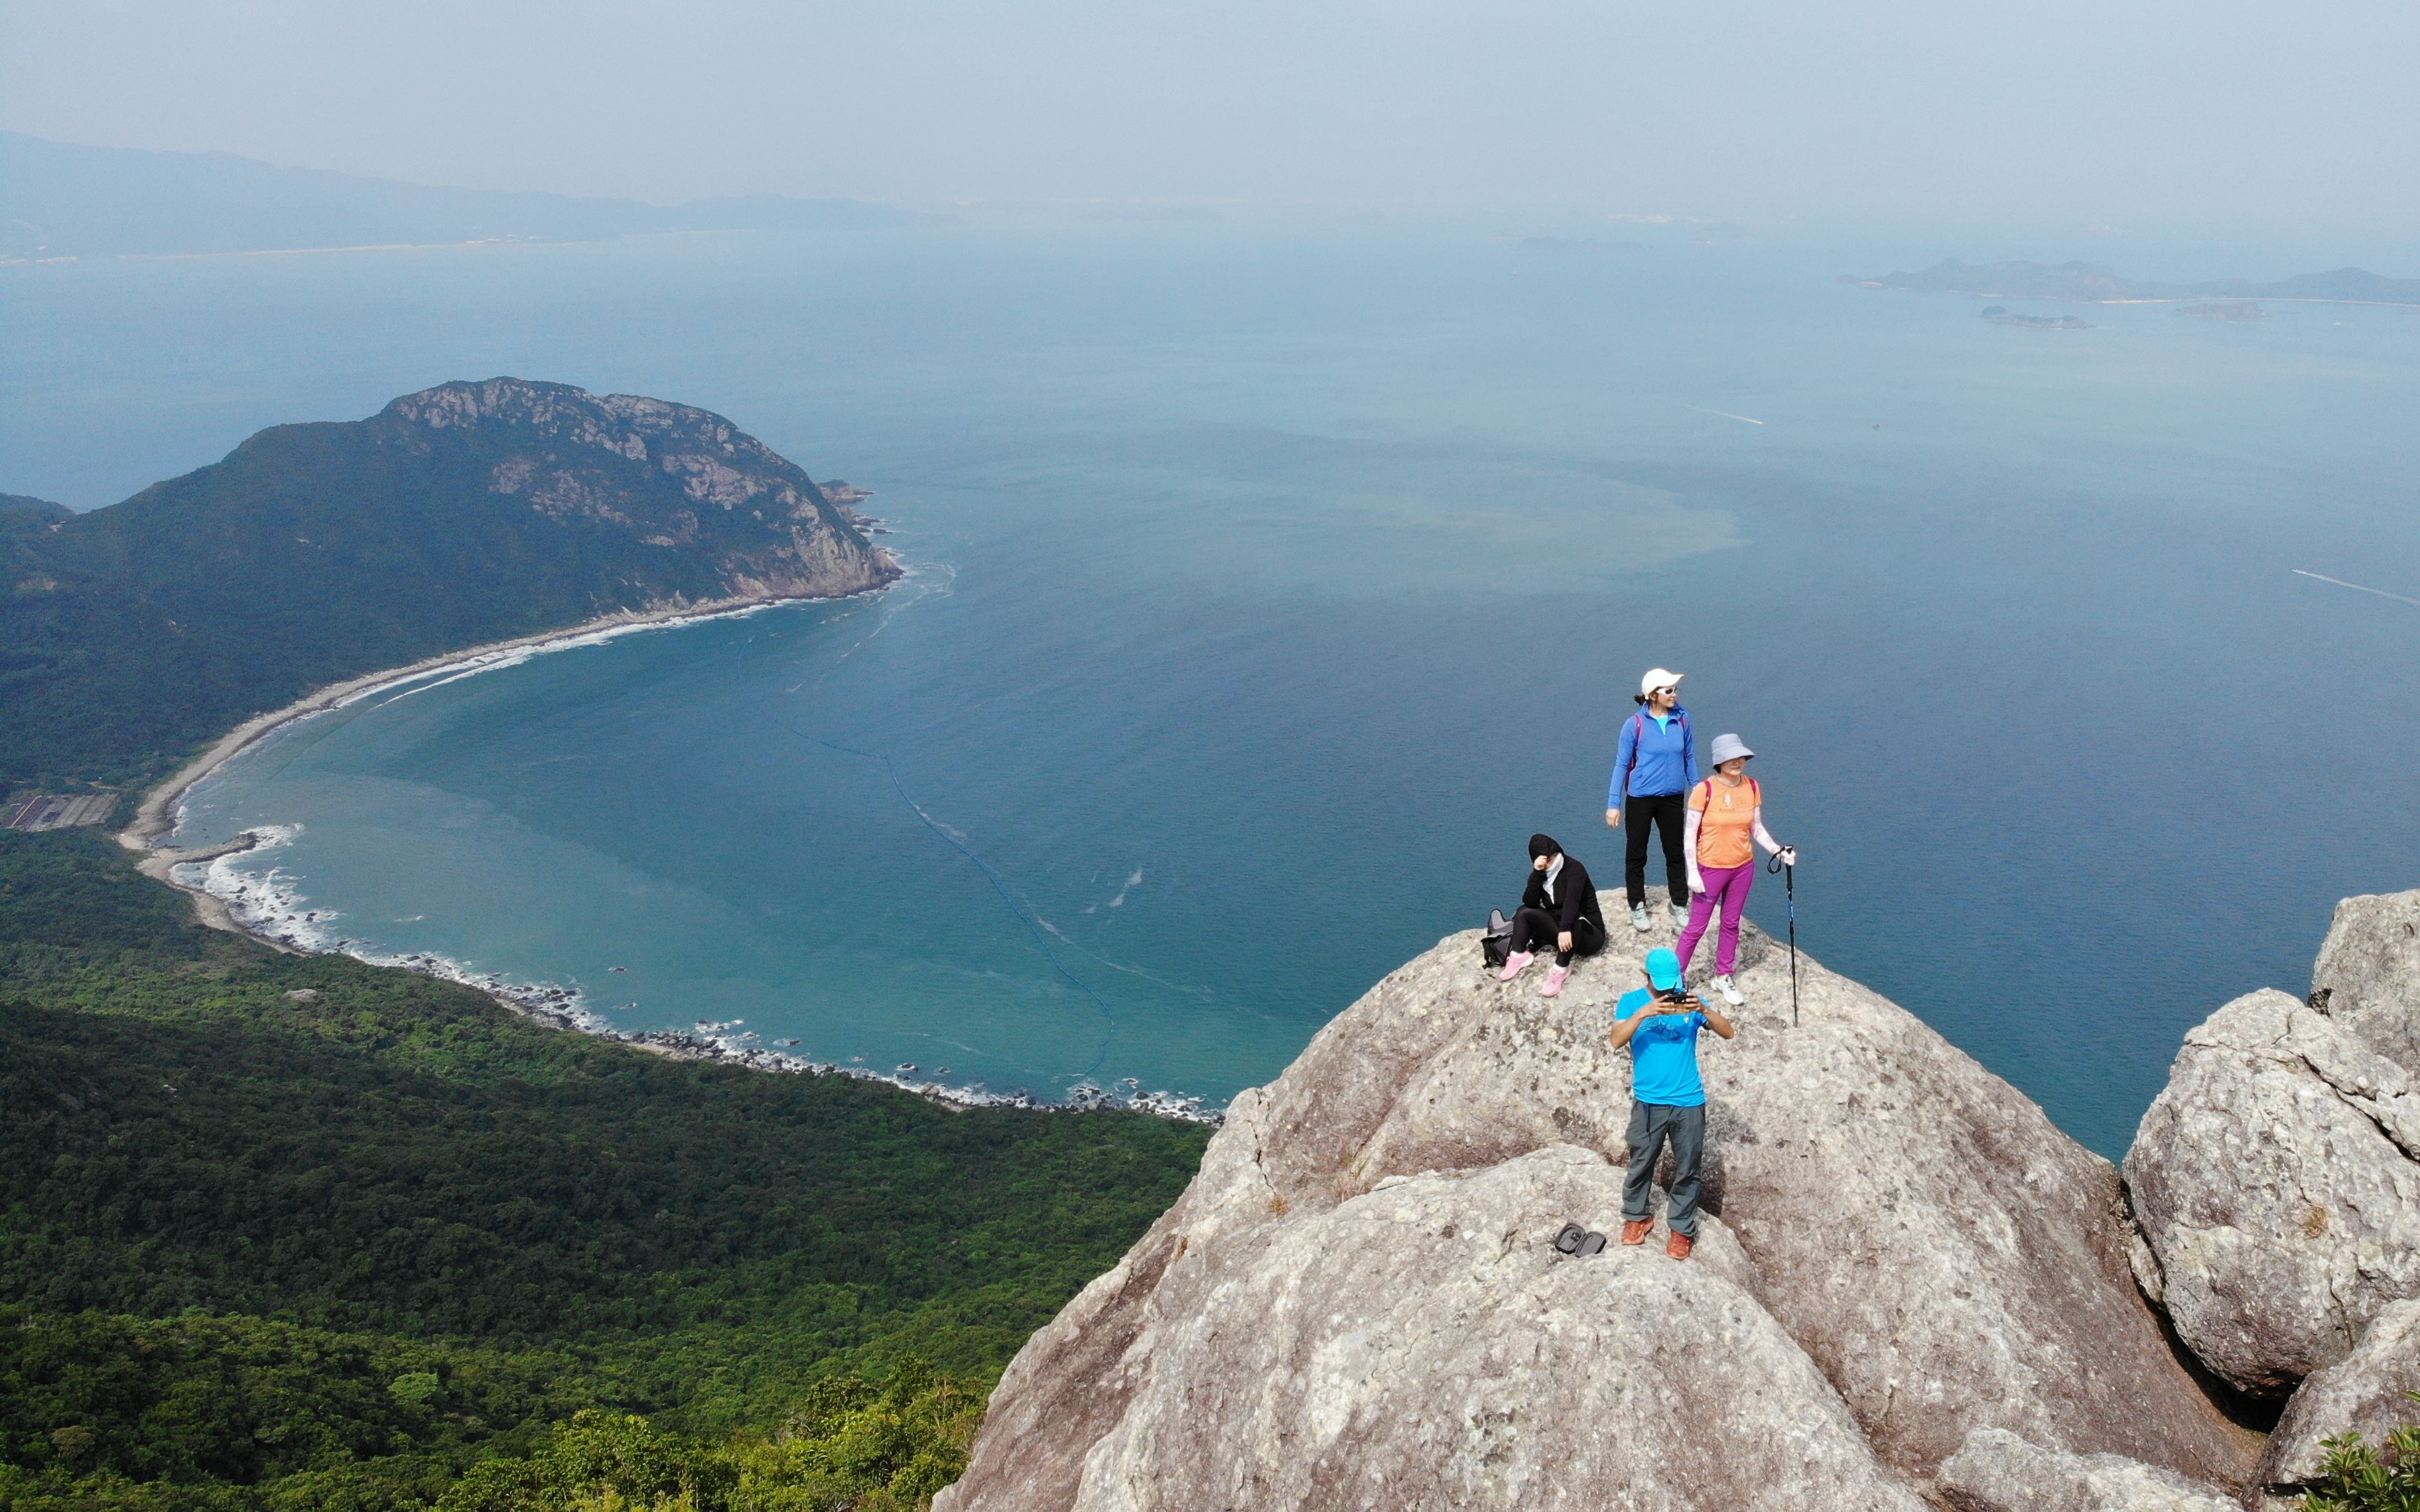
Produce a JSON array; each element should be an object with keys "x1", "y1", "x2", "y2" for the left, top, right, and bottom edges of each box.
[{"x1": 1605, "y1": 668, "x2": 1699, "y2": 932}]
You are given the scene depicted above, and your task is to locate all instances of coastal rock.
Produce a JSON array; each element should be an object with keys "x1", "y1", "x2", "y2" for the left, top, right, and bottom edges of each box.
[
  {"x1": 937, "y1": 1145, "x2": 1930, "y2": 1512},
  {"x1": 387, "y1": 377, "x2": 897, "y2": 602},
  {"x1": 2312, "y1": 889, "x2": 2420, "y2": 1076},
  {"x1": 2124, "y1": 989, "x2": 2420, "y2": 1395},
  {"x1": 940, "y1": 920, "x2": 2252, "y2": 1509},
  {"x1": 1936, "y1": 1428, "x2": 2239, "y2": 1512},
  {"x1": 2256, "y1": 1300, "x2": 2420, "y2": 1489}
]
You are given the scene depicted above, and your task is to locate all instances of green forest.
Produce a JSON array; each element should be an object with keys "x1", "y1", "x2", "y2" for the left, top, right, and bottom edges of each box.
[{"x1": 0, "y1": 825, "x2": 1208, "y2": 1509}]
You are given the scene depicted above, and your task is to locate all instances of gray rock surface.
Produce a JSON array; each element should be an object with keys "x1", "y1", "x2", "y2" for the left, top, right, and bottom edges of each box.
[
  {"x1": 2257, "y1": 1300, "x2": 2420, "y2": 1487},
  {"x1": 941, "y1": 918, "x2": 2252, "y2": 1509},
  {"x1": 1937, "y1": 1427, "x2": 2239, "y2": 1512},
  {"x1": 2125, "y1": 988, "x2": 2420, "y2": 1395},
  {"x1": 943, "y1": 1145, "x2": 1926, "y2": 1512},
  {"x1": 2313, "y1": 889, "x2": 2420, "y2": 1076}
]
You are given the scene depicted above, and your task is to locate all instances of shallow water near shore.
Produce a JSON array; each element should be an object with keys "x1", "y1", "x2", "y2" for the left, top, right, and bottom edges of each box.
[{"x1": 9, "y1": 220, "x2": 2420, "y2": 1154}]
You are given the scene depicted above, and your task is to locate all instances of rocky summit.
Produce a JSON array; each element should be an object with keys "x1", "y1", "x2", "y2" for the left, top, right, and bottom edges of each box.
[{"x1": 939, "y1": 892, "x2": 2420, "y2": 1511}]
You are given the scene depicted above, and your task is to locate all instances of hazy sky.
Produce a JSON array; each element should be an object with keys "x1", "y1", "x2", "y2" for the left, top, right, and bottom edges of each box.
[{"x1": 3, "y1": 0, "x2": 2415, "y2": 226}]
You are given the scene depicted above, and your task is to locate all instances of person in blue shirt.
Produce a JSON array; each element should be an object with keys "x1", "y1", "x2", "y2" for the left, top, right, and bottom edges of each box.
[
  {"x1": 1609, "y1": 946, "x2": 1736, "y2": 1260},
  {"x1": 1606, "y1": 668, "x2": 1700, "y2": 934}
]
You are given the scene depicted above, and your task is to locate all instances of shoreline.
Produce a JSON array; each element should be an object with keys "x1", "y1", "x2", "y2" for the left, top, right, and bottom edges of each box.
[
  {"x1": 118, "y1": 583, "x2": 1223, "y2": 1127},
  {"x1": 120, "y1": 589, "x2": 846, "y2": 853}
]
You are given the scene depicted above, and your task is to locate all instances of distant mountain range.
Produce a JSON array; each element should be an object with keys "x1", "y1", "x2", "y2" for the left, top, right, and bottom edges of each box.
[
  {"x1": 0, "y1": 133, "x2": 931, "y2": 260},
  {"x1": 0, "y1": 377, "x2": 898, "y2": 784},
  {"x1": 1853, "y1": 258, "x2": 2420, "y2": 306}
]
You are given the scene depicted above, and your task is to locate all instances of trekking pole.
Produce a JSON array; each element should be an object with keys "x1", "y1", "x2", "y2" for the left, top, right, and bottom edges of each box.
[{"x1": 1767, "y1": 849, "x2": 1798, "y2": 1027}]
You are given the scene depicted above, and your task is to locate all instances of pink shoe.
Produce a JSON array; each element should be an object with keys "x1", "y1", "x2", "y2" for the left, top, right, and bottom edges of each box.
[
  {"x1": 1540, "y1": 965, "x2": 1570, "y2": 997},
  {"x1": 1497, "y1": 951, "x2": 1534, "y2": 981}
]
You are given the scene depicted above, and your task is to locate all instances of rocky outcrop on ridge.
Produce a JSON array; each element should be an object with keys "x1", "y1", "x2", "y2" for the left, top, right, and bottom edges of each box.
[
  {"x1": 966, "y1": 1145, "x2": 1929, "y2": 1512},
  {"x1": 1936, "y1": 1428, "x2": 2239, "y2": 1512},
  {"x1": 937, "y1": 914, "x2": 2254, "y2": 1511},
  {"x1": 2126, "y1": 895, "x2": 2420, "y2": 1398},
  {"x1": 2257, "y1": 1300, "x2": 2420, "y2": 1487},
  {"x1": 2312, "y1": 889, "x2": 2420, "y2": 1076},
  {"x1": 383, "y1": 377, "x2": 896, "y2": 601}
]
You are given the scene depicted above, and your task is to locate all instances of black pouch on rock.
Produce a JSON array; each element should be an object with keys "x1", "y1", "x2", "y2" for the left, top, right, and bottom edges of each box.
[
  {"x1": 1482, "y1": 908, "x2": 1514, "y2": 969},
  {"x1": 1553, "y1": 1222, "x2": 1587, "y2": 1254}
]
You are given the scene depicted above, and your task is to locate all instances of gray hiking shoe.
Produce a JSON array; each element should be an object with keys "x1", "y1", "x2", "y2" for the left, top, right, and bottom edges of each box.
[
  {"x1": 1669, "y1": 900, "x2": 1689, "y2": 928},
  {"x1": 1630, "y1": 904, "x2": 1652, "y2": 933}
]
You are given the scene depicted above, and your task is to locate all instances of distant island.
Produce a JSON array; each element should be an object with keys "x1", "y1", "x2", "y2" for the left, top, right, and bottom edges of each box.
[
  {"x1": 1848, "y1": 257, "x2": 2420, "y2": 306},
  {"x1": 1980, "y1": 305, "x2": 2091, "y2": 330},
  {"x1": 0, "y1": 132, "x2": 933, "y2": 261},
  {"x1": 0, "y1": 377, "x2": 898, "y2": 787}
]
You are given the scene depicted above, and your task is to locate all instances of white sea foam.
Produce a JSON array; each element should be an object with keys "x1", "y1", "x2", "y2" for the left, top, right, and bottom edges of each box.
[{"x1": 176, "y1": 830, "x2": 1219, "y2": 1123}]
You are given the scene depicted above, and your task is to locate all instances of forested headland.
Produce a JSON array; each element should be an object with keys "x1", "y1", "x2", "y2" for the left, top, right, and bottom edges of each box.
[{"x1": 0, "y1": 390, "x2": 1210, "y2": 1510}]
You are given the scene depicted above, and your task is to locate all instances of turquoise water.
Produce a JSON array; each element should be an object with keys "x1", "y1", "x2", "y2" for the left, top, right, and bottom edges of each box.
[{"x1": 7, "y1": 223, "x2": 2418, "y2": 1153}]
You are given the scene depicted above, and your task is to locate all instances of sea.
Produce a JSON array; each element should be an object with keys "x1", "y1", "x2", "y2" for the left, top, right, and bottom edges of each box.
[{"x1": 6, "y1": 215, "x2": 2417, "y2": 1155}]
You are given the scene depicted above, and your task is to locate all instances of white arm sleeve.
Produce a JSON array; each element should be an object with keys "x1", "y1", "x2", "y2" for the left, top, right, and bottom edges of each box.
[{"x1": 1751, "y1": 806, "x2": 1782, "y2": 855}]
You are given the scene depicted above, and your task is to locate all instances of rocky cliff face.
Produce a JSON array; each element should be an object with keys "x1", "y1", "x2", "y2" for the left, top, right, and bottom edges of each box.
[
  {"x1": 938, "y1": 913, "x2": 2259, "y2": 1511},
  {"x1": 379, "y1": 377, "x2": 896, "y2": 604},
  {"x1": 2125, "y1": 890, "x2": 2420, "y2": 1499}
]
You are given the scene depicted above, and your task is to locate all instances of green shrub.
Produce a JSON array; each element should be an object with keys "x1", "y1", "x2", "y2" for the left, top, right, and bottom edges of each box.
[{"x1": 2305, "y1": 1393, "x2": 2420, "y2": 1512}]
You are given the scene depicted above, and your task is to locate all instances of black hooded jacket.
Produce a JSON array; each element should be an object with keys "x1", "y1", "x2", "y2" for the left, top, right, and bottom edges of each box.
[{"x1": 1520, "y1": 836, "x2": 1605, "y2": 935}]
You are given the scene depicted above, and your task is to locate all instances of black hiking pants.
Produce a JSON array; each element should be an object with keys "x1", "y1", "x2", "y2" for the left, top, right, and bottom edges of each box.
[
  {"x1": 1623, "y1": 792, "x2": 1690, "y2": 909},
  {"x1": 1509, "y1": 907, "x2": 1605, "y2": 968}
]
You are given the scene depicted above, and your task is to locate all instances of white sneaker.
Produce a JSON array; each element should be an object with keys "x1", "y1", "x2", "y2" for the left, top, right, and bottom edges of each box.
[
  {"x1": 1714, "y1": 974, "x2": 1744, "y2": 1006},
  {"x1": 1631, "y1": 905, "x2": 1652, "y2": 933},
  {"x1": 1669, "y1": 901, "x2": 1689, "y2": 928}
]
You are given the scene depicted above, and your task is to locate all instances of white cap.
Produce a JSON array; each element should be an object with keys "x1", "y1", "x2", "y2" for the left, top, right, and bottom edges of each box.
[{"x1": 1640, "y1": 668, "x2": 1684, "y2": 698}]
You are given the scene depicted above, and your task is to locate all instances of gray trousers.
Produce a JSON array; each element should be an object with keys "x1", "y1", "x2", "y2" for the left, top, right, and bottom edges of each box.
[{"x1": 1622, "y1": 1100, "x2": 1706, "y2": 1238}]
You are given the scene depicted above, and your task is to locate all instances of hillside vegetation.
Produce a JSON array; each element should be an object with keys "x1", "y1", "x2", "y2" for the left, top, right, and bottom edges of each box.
[
  {"x1": 0, "y1": 827, "x2": 1208, "y2": 1509},
  {"x1": 0, "y1": 386, "x2": 1205, "y2": 1510}
]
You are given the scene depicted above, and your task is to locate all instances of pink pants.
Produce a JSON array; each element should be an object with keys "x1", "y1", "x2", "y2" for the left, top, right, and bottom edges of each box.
[{"x1": 1677, "y1": 861, "x2": 1754, "y2": 976}]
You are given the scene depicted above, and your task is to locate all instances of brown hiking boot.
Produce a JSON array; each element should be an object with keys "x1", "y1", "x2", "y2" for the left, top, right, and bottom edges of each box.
[
  {"x1": 1620, "y1": 1220, "x2": 1652, "y2": 1246},
  {"x1": 1666, "y1": 1231, "x2": 1694, "y2": 1261}
]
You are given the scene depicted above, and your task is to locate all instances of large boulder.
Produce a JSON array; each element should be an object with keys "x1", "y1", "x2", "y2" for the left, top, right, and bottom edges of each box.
[
  {"x1": 942, "y1": 1144, "x2": 1928, "y2": 1512},
  {"x1": 941, "y1": 919, "x2": 2252, "y2": 1509},
  {"x1": 2125, "y1": 988, "x2": 2420, "y2": 1395},
  {"x1": 2312, "y1": 889, "x2": 2420, "y2": 1076},
  {"x1": 1936, "y1": 1428, "x2": 2239, "y2": 1512},
  {"x1": 2256, "y1": 1300, "x2": 2420, "y2": 1489}
]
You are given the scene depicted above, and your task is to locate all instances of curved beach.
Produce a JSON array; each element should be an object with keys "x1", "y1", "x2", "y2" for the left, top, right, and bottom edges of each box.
[{"x1": 111, "y1": 578, "x2": 1220, "y2": 1125}]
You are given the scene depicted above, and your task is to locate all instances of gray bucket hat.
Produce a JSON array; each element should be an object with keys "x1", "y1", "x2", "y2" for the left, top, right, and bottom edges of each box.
[{"x1": 1708, "y1": 733, "x2": 1755, "y2": 765}]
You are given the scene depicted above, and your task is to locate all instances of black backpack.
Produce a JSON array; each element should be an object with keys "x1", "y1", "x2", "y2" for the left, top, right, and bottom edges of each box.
[{"x1": 1481, "y1": 908, "x2": 1514, "y2": 968}]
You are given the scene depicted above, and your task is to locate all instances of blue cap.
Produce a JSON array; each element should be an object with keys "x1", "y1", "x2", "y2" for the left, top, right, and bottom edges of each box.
[{"x1": 1645, "y1": 948, "x2": 1682, "y2": 991}]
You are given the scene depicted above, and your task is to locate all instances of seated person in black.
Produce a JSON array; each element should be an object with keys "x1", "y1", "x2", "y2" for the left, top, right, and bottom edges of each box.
[{"x1": 1498, "y1": 833, "x2": 1606, "y2": 998}]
